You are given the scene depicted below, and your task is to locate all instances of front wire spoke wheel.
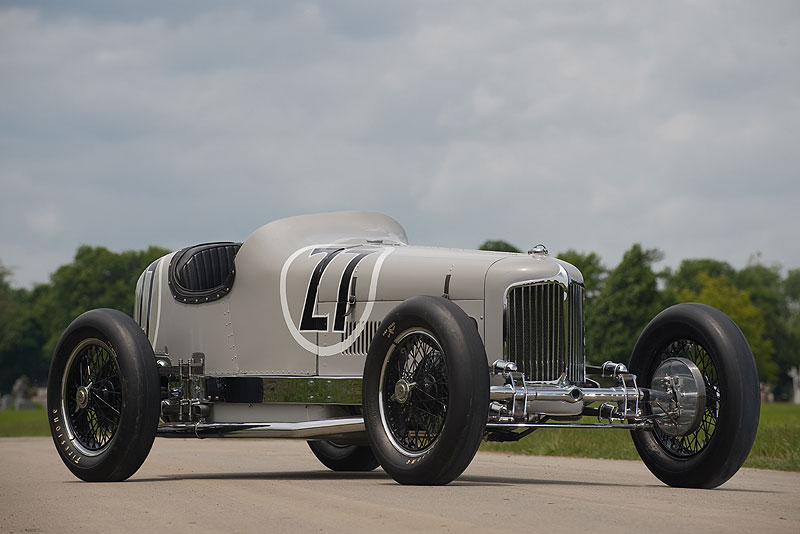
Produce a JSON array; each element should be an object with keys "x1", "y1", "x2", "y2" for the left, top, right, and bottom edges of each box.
[
  {"x1": 380, "y1": 330, "x2": 448, "y2": 455},
  {"x1": 362, "y1": 296, "x2": 490, "y2": 485},
  {"x1": 652, "y1": 339, "x2": 719, "y2": 457},
  {"x1": 629, "y1": 303, "x2": 760, "y2": 489}
]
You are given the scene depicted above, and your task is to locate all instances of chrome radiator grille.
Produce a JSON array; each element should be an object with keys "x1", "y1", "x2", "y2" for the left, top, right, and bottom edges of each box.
[{"x1": 505, "y1": 282, "x2": 585, "y2": 383}]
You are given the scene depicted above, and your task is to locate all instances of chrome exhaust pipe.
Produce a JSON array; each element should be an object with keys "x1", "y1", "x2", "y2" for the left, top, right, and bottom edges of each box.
[
  {"x1": 491, "y1": 384, "x2": 650, "y2": 405},
  {"x1": 489, "y1": 383, "x2": 653, "y2": 419},
  {"x1": 490, "y1": 384, "x2": 584, "y2": 403}
]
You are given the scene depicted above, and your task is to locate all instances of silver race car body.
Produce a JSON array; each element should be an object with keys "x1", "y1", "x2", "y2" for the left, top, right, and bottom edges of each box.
[{"x1": 48, "y1": 211, "x2": 761, "y2": 487}]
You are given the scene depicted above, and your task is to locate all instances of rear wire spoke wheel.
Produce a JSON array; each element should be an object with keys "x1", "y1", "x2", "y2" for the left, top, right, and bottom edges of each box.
[
  {"x1": 629, "y1": 303, "x2": 760, "y2": 488},
  {"x1": 362, "y1": 296, "x2": 489, "y2": 485},
  {"x1": 307, "y1": 440, "x2": 379, "y2": 472},
  {"x1": 62, "y1": 339, "x2": 122, "y2": 455},
  {"x1": 47, "y1": 308, "x2": 160, "y2": 482}
]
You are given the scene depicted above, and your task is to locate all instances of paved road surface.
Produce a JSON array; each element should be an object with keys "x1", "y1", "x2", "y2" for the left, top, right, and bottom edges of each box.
[{"x1": 1, "y1": 437, "x2": 798, "y2": 533}]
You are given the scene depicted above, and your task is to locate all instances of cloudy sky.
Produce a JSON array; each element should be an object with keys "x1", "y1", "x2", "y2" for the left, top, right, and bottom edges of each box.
[{"x1": 1, "y1": 1, "x2": 798, "y2": 288}]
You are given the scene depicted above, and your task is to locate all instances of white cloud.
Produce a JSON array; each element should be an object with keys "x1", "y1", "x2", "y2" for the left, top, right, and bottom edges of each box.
[
  {"x1": 1, "y1": 1, "x2": 799, "y2": 287},
  {"x1": 24, "y1": 205, "x2": 63, "y2": 239},
  {"x1": 658, "y1": 113, "x2": 707, "y2": 143}
]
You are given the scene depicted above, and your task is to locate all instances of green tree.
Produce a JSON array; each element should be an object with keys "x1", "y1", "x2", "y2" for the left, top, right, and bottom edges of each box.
[
  {"x1": 785, "y1": 269, "x2": 800, "y2": 350},
  {"x1": 664, "y1": 258, "x2": 737, "y2": 296},
  {"x1": 35, "y1": 245, "x2": 170, "y2": 356},
  {"x1": 735, "y1": 262, "x2": 800, "y2": 399},
  {"x1": 0, "y1": 246, "x2": 170, "y2": 392},
  {"x1": 784, "y1": 268, "x2": 800, "y2": 309},
  {"x1": 585, "y1": 244, "x2": 664, "y2": 365},
  {"x1": 785, "y1": 269, "x2": 800, "y2": 398},
  {"x1": 734, "y1": 262, "x2": 796, "y2": 396},
  {"x1": 735, "y1": 263, "x2": 785, "y2": 324},
  {"x1": 557, "y1": 250, "x2": 607, "y2": 301},
  {"x1": 679, "y1": 273, "x2": 777, "y2": 382},
  {"x1": 0, "y1": 262, "x2": 11, "y2": 315},
  {"x1": 663, "y1": 256, "x2": 794, "y2": 394},
  {"x1": 0, "y1": 263, "x2": 47, "y2": 392},
  {"x1": 479, "y1": 240, "x2": 520, "y2": 253}
]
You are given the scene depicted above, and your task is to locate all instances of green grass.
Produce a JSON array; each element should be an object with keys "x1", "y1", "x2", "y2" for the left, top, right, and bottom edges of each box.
[
  {"x1": 744, "y1": 403, "x2": 800, "y2": 471},
  {"x1": 0, "y1": 406, "x2": 50, "y2": 437},
  {"x1": 481, "y1": 402, "x2": 800, "y2": 472},
  {"x1": 482, "y1": 418, "x2": 641, "y2": 460},
  {"x1": 2, "y1": 403, "x2": 798, "y2": 472}
]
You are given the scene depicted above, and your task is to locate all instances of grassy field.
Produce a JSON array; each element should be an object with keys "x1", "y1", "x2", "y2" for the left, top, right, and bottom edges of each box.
[
  {"x1": 744, "y1": 403, "x2": 800, "y2": 471},
  {"x1": 0, "y1": 405, "x2": 50, "y2": 437},
  {"x1": 2, "y1": 403, "x2": 798, "y2": 472},
  {"x1": 481, "y1": 402, "x2": 800, "y2": 472}
]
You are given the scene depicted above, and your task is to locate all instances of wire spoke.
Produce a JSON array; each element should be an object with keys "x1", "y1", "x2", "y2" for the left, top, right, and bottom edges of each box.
[
  {"x1": 653, "y1": 338, "x2": 718, "y2": 457},
  {"x1": 382, "y1": 331, "x2": 449, "y2": 453},
  {"x1": 92, "y1": 391, "x2": 121, "y2": 415},
  {"x1": 63, "y1": 340, "x2": 122, "y2": 452}
]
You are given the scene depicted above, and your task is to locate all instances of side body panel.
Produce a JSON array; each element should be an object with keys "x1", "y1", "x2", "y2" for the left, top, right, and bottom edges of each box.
[
  {"x1": 136, "y1": 211, "x2": 584, "y2": 379},
  {"x1": 229, "y1": 211, "x2": 406, "y2": 375},
  {"x1": 135, "y1": 253, "x2": 239, "y2": 375}
]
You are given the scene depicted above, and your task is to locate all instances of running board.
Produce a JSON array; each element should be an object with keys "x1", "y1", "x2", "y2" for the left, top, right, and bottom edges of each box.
[{"x1": 157, "y1": 417, "x2": 366, "y2": 440}]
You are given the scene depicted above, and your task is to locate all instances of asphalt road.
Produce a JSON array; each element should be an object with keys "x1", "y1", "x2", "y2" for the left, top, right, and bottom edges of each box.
[{"x1": 1, "y1": 437, "x2": 798, "y2": 533}]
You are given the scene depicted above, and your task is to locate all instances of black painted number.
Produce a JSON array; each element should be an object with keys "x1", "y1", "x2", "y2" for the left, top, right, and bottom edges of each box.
[{"x1": 299, "y1": 247, "x2": 376, "y2": 333}]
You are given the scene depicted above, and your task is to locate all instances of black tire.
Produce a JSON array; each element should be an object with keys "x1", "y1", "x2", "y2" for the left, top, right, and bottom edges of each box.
[
  {"x1": 307, "y1": 440, "x2": 380, "y2": 472},
  {"x1": 362, "y1": 295, "x2": 490, "y2": 485},
  {"x1": 629, "y1": 303, "x2": 760, "y2": 488},
  {"x1": 47, "y1": 308, "x2": 161, "y2": 482}
]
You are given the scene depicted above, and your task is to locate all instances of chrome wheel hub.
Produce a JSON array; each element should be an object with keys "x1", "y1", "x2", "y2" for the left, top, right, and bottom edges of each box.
[
  {"x1": 651, "y1": 357, "x2": 706, "y2": 436},
  {"x1": 75, "y1": 386, "x2": 90, "y2": 410},
  {"x1": 392, "y1": 379, "x2": 414, "y2": 404}
]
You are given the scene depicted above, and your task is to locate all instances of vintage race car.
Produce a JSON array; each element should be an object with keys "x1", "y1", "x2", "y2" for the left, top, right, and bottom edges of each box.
[{"x1": 47, "y1": 211, "x2": 760, "y2": 487}]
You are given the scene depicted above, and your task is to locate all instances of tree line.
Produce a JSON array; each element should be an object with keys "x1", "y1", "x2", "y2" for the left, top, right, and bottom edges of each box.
[
  {"x1": 2, "y1": 242, "x2": 799, "y2": 400},
  {"x1": 0, "y1": 246, "x2": 169, "y2": 393}
]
